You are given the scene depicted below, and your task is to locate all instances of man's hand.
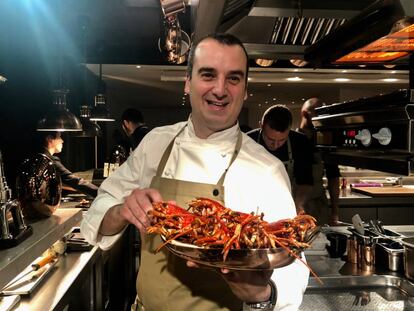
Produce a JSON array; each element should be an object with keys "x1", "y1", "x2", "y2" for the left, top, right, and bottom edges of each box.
[
  {"x1": 99, "y1": 188, "x2": 162, "y2": 236},
  {"x1": 186, "y1": 261, "x2": 273, "y2": 303}
]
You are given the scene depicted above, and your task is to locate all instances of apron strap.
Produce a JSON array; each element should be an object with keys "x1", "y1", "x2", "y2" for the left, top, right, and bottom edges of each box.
[
  {"x1": 154, "y1": 125, "x2": 187, "y2": 178},
  {"x1": 217, "y1": 130, "x2": 242, "y2": 186}
]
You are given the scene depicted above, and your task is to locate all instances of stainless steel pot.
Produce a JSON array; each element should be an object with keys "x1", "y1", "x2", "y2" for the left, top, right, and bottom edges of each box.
[{"x1": 401, "y1": 237, "x2": 414, "y2": 281}]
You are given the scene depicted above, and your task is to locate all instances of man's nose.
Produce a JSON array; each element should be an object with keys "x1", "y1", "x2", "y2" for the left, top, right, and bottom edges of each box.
[{"x1": 212, "y1": 77, "x2": 227, "y2": 97}]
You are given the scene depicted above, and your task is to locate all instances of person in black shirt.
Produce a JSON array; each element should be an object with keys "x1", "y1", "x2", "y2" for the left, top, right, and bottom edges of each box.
[
  {"x1": 247, "y1": 104, "x2": 313, "y2": 214},
  {"x1": 41, "y1": 132, "x2": 98, "y2": 198},
  {"x1": 121, "y1": 108, "x2": 150, "y2": 151}
]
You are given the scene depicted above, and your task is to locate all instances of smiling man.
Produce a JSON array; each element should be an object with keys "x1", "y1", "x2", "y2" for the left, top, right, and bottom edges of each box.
[{"x1": 81, "y1": 34, "x2": 309, "y2": 311}]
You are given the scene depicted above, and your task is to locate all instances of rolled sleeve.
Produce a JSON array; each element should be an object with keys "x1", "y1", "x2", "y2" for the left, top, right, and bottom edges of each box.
[{"x1": 80, "y1": 192, "x2": 125, "y2": 250}]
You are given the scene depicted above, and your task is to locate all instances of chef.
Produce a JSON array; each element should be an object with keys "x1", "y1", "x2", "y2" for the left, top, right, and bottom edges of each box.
[{"x1": 81, "y1": 33, "x2": 309, "y2": 311}]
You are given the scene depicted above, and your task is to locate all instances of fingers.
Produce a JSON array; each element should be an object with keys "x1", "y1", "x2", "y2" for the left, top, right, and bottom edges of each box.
[{"x1": 121, "y1": 188, "x2": 163, "y2": 232}]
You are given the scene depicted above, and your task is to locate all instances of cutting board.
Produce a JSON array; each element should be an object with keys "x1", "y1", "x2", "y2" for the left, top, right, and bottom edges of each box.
[{"x1": 351, "y1": 186, "x2": 414, "y2": 196}]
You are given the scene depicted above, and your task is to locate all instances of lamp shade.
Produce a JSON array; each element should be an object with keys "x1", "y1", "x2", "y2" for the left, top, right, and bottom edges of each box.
[
  {"x1": 73, "y1": 106, "x2": 102, "y2": 137},
  {"x1": 90, "y1": 94, "x2": 115, "y2": 122},
  {"x1": 37, "y1": 90, "x2": 82, "y2": 132}
]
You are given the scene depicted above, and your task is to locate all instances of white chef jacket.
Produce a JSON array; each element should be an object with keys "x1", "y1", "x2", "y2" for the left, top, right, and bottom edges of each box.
[{"x1": 81, "y1": 118, "x2": 309, "y2": 310}]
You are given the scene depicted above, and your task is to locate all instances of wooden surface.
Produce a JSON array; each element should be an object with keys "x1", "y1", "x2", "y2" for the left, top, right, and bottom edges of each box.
[{"x1": 351, "y1": 186, "x2": 414, "y2": 196}]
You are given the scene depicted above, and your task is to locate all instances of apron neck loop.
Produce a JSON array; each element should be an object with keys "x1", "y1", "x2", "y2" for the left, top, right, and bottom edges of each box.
[{"x1": 217, "y1": 130, "x2": 242, "y2": 186}]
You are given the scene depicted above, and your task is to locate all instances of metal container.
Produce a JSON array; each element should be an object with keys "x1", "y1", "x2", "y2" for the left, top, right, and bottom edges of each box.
[
  {"x1": 401, "y1": 237, "x2": 414, "y2": 281},
  {"x1": 375, "y1": 240, "x2": 404, "y2": 272}
]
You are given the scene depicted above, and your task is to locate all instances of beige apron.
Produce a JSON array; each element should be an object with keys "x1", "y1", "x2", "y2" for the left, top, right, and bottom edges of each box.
[
  {"x1": 132, "y1": 126, "x2": 243, "y2": 311},
  {"x1": 304, "y1": 151, "x2": 329, "y2": 225}
]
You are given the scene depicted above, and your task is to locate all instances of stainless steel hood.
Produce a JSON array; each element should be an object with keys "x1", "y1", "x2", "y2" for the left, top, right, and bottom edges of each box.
[{"x1": 191, "y1": 0, "x2": 375, "y2": 60}]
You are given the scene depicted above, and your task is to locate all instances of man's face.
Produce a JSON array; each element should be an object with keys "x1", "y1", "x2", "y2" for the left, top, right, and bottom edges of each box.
[
  {"x1": 49, "y1": 135, "x2": 64, "y2": 154},
  {"x1": 122, "y1": 120, "x2": 132, "y2": 137},
  {"x1": 261, "y1": 123, "x2": 289, "y2": 151},
  {"x1": 184, "y1": 38, "x2": 248, "y2": 138}
]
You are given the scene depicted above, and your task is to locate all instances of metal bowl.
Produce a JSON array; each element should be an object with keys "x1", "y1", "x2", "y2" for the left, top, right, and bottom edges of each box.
[{"x1": 163, "y1": 238, "x2": 302, "y2": 270}]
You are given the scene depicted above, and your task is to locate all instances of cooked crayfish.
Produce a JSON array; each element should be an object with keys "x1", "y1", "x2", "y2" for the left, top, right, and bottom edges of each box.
[{"x1": 147, "y1": 198, "x2": 317, "y2": 261}]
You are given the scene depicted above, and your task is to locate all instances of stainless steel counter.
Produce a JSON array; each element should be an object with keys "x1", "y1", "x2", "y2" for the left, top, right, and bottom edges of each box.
[
  {"x1": 334, "y1": 188, "x2": 414, "y2": 207},
  {"x1": 0, "y1": 208, "x2": 82, "y2": 290},
  {"x1": 300, "y1": 226, "x2": 414, "y2": 310},
  {"x1": 13, "y1": 246, "x2": 101, "y2": 310}
]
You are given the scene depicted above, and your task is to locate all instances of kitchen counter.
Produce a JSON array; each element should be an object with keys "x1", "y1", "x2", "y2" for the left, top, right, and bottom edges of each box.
[
  {"x1": 300, "y1": 226, "x2": 414, "y2": 310},
  {"x1": 0, "y1": 208, "x2": 82, "y2": 290},
  {"x1": 333, "y1": 188, "x2": 414, "y2": 207}
]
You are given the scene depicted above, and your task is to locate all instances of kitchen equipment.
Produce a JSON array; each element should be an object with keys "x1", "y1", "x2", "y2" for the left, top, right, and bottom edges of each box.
[
  {"x1": 401, "y1": 237, "x2": 414, "y2": 281},
  {"x1": 347, "y1": 235, "x2": 359, "y2": 264},
  {"x1": 351, "y1": 186, "x2": 414, "y2": 196},
  {"x1": 325, "y1": 232, "x2": 348, "y2": 258},
  {"x1": 0, "y1": 151, "x2": 32, "y2": 249},
  {"x1": 375, "y1": 240, "x2": 404, "y2": 272},
  {"x1": 15, "y1": 153, "x2": 61, "y2": 219},
  {"x1": 1, "y1": 254, "x2": 58, "y2": 296},
  {"x1": 161, "y1": 232, "x2": 318, "y2": 270},
  {"x1": 312, "y1": 89, "x2": 414, "y2": 176},
  {"x1": 3, "y1": 253, "x2": 56, "y2": 287},
  {"x1": 0, "y1": 295, "x2": 20, "y2": 311},
  {"x1": 352, "y1": 214, "x2": 365, "y2": 235}
]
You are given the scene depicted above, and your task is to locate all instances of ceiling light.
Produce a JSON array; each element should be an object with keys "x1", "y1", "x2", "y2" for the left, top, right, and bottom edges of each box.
[
  {"x1": 267, "y1": 84, "x2": 272, "y2": 87},
  {"x1": 37, "y1": 89, "x2": 82, "y2": 132},
  {"x1": 383, "y1": 64, "x2": 396, "y2": 69},
  {"x1": 286, "y1": 77, "x2": 303, "y2": 81},
  {"x1": 0, "y1": 75, "x2": 6, "y2": 84},
  {"x1": 334, "y1": 78, "x2": 350, "y2": 82},
  {"x1": 249, "y1": 93, "x2": 253, "y2": 97},
  {"x1": 74, "y1": 106, "x2": 102, "y2": 137},
  {"x1": 382, "y1": 78, "x2": 399, "y2": 82},
  {"x1": 255, "y1": 59, "x2": 274, "y2": 67},
  {"x1": 90, "y1": 94, "x2": 115, "y2": 122},
  {"x1": 290, "y1": 59, "x2": 308, "y2": 67},
  {"x1": 136, "y1": 65, "x2": 141, "y2": 69}
]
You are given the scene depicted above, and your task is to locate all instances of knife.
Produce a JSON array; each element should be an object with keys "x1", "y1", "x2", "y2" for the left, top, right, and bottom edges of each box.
[{"x1": 5, "y1": 254, "x2": 56, "y2": 287}]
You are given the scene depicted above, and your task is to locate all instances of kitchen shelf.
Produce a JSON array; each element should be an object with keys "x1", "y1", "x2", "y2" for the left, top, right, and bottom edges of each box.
[{"x1": 0, "y1": 208, "x2": 82, "y2": 290}]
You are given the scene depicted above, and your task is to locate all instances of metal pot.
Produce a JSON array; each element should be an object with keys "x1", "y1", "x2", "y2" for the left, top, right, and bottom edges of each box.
[{"x1": 401, "y1": 237, "x2": 414, "y2": 281}]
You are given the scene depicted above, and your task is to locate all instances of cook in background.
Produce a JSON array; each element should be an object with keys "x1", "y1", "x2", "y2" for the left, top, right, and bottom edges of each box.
[
  {"x1": 121, "y1": 108, "x2": 150, "y2": 152},
  {"x1": 247, "y1": 105, "x2": 314, "y2": 214},
  {"x1": 81, "y1": 33, "x2": 309, "y2": 311},
  {"x1": 298, "y1": 97, "x2": 341, "y2": 226},
  {"x1": 39, "y1": 132, "x2": 98, "y2": 198}
]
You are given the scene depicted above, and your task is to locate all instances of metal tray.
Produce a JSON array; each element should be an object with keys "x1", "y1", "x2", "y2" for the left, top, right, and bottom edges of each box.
[
  {"x1": 164, "y1": 239, "x2": 299, "y2": 270},
  {"x1": 300, "y1": 275, "x2": 414, "y2": 311},
  {"x1": 0, "y1": 259, "x2": 58, "y2": 296}
]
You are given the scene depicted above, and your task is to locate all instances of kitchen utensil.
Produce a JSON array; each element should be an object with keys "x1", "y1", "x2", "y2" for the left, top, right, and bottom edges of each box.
[
  {"x1": 4, "y1": 253, "x2": 56, "y2": 286},
  {"x1": 375, "y1": 240, "x2": 404, "y2": 272},
  {"x1": 401, "y1": 237, "x2": 414, "y2": 281},
  {"x1": 161, "y1": 228, "x2": 320, "y2": 270},
  {"x1": 325, "y1": 232, "x2": 348, "y2": 258},
  {"x1": 352, "y1": 214, "x2": 365, "y2": 235}
]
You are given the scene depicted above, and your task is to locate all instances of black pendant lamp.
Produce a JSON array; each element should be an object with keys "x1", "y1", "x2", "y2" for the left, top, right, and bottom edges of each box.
[
  {"x1": 37, "y1": 89, "x2": 82, "y2": 132},
  {"x1": 90, "y1": 93, "x2": 115, "y2": 122},
  {"x1": 73, "y1": 105, "x2": 102, "y2": 137},
  {"x1": 90, "y1": 64, "x2": 115, "y2": 122}
]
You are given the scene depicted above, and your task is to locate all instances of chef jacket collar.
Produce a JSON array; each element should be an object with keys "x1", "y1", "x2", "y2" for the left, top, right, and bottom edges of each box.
[{"x1": 187, "y1": 115, "x2": 240, "y2": 143}]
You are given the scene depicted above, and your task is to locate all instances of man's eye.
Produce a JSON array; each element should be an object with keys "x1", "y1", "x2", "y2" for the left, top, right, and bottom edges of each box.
[
  {"x1": 228, "y1": 76, "x2": 241, "y2": 84},
  {"x1": 201, "y1": 73, "x2": 214, "y2": 79}
]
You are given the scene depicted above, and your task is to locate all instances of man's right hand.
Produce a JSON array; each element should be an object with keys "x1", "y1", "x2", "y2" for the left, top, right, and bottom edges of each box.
[{"x1": 99, "y1": 188, "x2": 162, "y2": 236}]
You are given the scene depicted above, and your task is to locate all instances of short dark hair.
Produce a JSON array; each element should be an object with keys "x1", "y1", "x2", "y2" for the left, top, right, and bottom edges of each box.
[
  {"x1": 37, "y1": 132, "x2": 61, "y2": 148},
  {"x1": 121, "y1": 108, "x2": 144, "y2": 124},
  {"x1": 262, "y1": 105, "x2": 292, "y2": 132},
  {"x1": 186, "y1": 33, "x2": 249, "y2": 82}
]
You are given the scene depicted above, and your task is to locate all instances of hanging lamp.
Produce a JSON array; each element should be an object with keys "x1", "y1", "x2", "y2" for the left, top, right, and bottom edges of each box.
[
  {"x1": 90, "y1": 64, "x2": 115, "y2": 122},
  {"x1": 36, "y1": 89, "x2": 82, "y2": 132},
  {"x1": 73, "y1": 105, "x2": 102, "y2": 137}
]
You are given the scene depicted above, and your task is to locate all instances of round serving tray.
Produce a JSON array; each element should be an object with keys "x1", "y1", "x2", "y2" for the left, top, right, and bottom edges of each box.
[{"x1": 163, "y1": 238, "x2": 299, "y2": 270}]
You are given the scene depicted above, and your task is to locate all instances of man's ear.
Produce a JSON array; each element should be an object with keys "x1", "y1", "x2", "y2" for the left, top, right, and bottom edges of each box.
[{"x1": 184, "y1": 75, "x2": 190, "y2": 94}]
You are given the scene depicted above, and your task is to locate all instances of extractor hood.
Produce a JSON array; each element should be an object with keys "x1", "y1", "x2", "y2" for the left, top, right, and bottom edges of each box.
[
  {"x1": 191, "y1": 0, "x2": 374, "y2": 61},
  {"x1": 305, "y1": 0, "x2": 414, "y2": 66}
]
